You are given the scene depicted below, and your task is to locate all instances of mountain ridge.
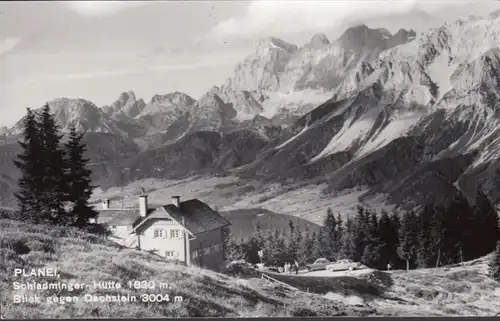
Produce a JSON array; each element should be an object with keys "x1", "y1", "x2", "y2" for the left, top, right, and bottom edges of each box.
[{"x1": 1, "y1": 12, "x2": 500, "y2": 212}]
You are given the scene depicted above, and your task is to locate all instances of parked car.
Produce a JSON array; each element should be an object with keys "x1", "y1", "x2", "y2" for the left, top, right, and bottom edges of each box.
[
  {"x1": 306, "y1": 258, "x2": 331, "y2": 271},
  {"x1": 326, "y1": 259, "x2": 361, "y2": 272}
]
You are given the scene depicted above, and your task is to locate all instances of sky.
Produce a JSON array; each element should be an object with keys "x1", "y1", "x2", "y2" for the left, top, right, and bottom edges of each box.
[{"x1": 1, "y1": 0, "x2": 500, "y2": 127}]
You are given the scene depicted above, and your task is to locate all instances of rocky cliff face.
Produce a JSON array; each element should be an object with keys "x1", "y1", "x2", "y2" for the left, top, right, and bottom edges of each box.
[
  {"x1": 239, "y1": 11, "x2": 500, "y2": 205},
  {"x1": 216, "y1": 25, "x2": 416, "y2": 121}
]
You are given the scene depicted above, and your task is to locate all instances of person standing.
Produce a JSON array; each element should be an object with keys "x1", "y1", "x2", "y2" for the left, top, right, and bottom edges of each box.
[
  {"x1": 387, "y1": 262, "x2": 392, "y2": 271},
  {"x1": 294, "y1": 260, "x2": 299, "y2": 275}
]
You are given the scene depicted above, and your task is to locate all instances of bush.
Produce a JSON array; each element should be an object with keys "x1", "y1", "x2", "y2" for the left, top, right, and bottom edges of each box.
[{"x1": 224, "y1": 260, "x2": 260, "y2": 277}]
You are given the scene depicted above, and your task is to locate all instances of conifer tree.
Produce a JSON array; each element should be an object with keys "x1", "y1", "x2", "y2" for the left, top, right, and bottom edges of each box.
[
  {"x1": 311, "y1": 231, "x2": 322, "y2": 261},
  {"x1": 36, "y1": 104, "x2": 68, "y2": 224},
  {"x1": 341, "y1": 217, "x2": 357, "y2": 260},
  {"x1": 430, "y1": 205, "x2": 447, "y2": 268},
  {"x1": 473, "y1": 190, "x2": 500, "y2": 256},
  {"x1": 489, "y1": 241, "x2": 500, "y2": 282},
  {"x1": 353, "y1": 205, "x2": 369, "y2": 261},
  {"x1": 362, "y1": 210, "x2": 382, "y2": 268},
  {"x1": 14, "y1": 108, "x2": 45, "y2": 223},
  {"x1": 64, "y1": 126, "x2": 98, "y2": 227},
  {"x1": 378, "y1": 210, "x2": 396, "y2": 269},
  {"x1": 286, "y1": 220, "x2": 298, "y2": 261},
  {"x1": 397, "y1": 210, "x2": 418, "y2": 270},
  {"x1": 335, "y1": 213, "x2": 345, "y2": 258},
  {"x1": 389, "y1": 211, "x2": 403, "y2": 269},
  {"x1": 416, "y1": 205, "x2": 435, "y2": 268},
  {"x1": 319, "y1": 208, "x2": 338, "y2": 260},
  {"x1": 297, "y1": 226, "x2": 314, "y2": 265}
]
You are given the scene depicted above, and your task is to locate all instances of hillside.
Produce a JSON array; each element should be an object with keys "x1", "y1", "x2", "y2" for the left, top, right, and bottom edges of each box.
[
  {"x1": 0, "y1": 218, "x2": 372, "y2": 318},
  {"x1": 1, "y1": 217, "x2": 499, "y2": 317}
]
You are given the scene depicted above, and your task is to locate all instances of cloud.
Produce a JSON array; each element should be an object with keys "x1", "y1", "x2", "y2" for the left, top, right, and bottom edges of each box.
[
  {"x1": 18, "y1": 53, "x2": 242, "y2": 84},
  {"x1": 0, "y1": 37, "x2": 22, "y2": 58},
  {"x1": 208, "y1": 0, "x2": 497, "y2": 42},
  {"x1": 66, "y1": 1, "x2": 144, "y2": 17}
]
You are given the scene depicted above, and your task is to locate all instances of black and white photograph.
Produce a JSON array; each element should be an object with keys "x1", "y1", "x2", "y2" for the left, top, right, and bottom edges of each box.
[{"x1": 1, "y1": 0, "x2": 500, "y2": 318}]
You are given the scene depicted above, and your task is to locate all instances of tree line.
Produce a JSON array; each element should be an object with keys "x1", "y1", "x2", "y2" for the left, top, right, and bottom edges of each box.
[
  {"x1": 225, "y1": 192, "x2": 500, "y2": 272},
  {"x1": 13, "y1": 105, "x2": 97, "y2": 227}
]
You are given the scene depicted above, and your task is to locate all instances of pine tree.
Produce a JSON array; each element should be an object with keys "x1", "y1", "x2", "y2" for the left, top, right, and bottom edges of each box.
[
  {"x1": 353, "y1": 205, "x2": 369, "y2": 262},
  {"x1": 13, "y1": 108, "x2": 45, "y2": 223},
  {"x1": 389, "y1": 211, "x2": 403, "y2": 269},
  {"x1": 362, "y1": 210, "x2": 382, "y2": 268},
  {"x1": 310, "y1": 231, "x2": 322, "y2": 262},
  {"x1": 297, "y1": 226, "x2": 314, "y2": 265},
  {"x1": 473, "y1": 190, "x2": 500, "y2": 257},
  {"x1": 64, "y1": 126, "x2": 98, "y2": 227},
  {"x1": 286, "y1": 220, "x2": 298, "y2": 262},
  {"x1": 489, "y1": 241, "x2": 500, "y2": 282},
  {"x1": 430, "y1": 205, "x2": 447, "y2": 268},
  {"x1": 397, "y1": 210, "x2": 418, "y2": 270},
  {"x1": 37, "y1": 104, "x2": 68, "y2": 225},
  {"x1": 335, "y1": 213, "x2": 345, "y2": 258},
  {"x1": 341, "y1": 217, "x2": 357, "y2": 261},
  {"x1": 319, "y1": 208, "x2": 338, "y2": 260},
  {"x1": 378, "y1": 210, "x2": 396, "y2": 269},
  {"x1": 416, "y1": 205, "x2": 435, "y2": 268}
]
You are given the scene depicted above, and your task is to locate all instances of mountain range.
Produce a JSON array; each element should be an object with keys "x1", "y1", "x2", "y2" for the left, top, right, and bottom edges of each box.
[{"x1": 1, "y1": 10, "x2": 500, "y2": 211}]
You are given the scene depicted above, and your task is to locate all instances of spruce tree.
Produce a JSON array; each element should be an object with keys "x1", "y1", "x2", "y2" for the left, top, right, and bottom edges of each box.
[
  {"x1": 416, "y1": 205, "x2": 435, "y2": 268},
  {"x1": 36, "y1": 104, "x2": 68, "y2": 225},
  {"x1": 378, "y1": 210, "x2": 396, "y2": 269},
  {"x1": 473, "y1": 190, "x2": 500, "y2": 257},
  {"x1": 319, "y1": 208, "x2": 338, "y2": 260},
  {"x1": 310, "y1": 231, "x2": 322, "y2": 262},
  {"x1": 341, "y1": 217, "x2": 357, "y2": 261},
  {"x1": 362, "y1": 210, "x2": 382, "y2": 268},
  {"x1": 335, "y1": 213, "x2": 345, "y2": 258},
  {"x1": 389, "y1": 211, "x2": 403, "y2": 269},
  {"x1": 397, "y1": 210, "x2": 418, "y2": 270},
  {"x1": 489, "y1": 241, "x2": 500, "y2": 282},
  {"x1": 286, "y1": 220, "x2": 298, "y2": 262},
  {"x1": 64, "y1": 126, "x2": 98, "y2": 227},
  {"x1": 13, "y1": 108, "x2": 44, "y2": 223},
  {"x1": 430, "y1": 205, "x2": 447, "y2": 268},
  {"x1": 353, "y1": 205, "x2": 369, "y2": 261},
  {"x1": 297, "y1": 226, "x2": 314, "y2": 265}
]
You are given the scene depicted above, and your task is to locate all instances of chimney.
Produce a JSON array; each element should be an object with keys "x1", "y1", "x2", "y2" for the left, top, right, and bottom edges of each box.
[
  {"x1": 102, "y1": 199, "x2": 110, "y2": 210},
  {"x1": 139, "y1": 195, "x2": 148, "y2": 217},
  {"x1": 172, "y1": 196, "x2": 180, "y2": 208}
]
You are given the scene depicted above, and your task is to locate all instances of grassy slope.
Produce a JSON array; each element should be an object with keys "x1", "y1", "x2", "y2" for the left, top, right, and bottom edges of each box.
[
  {"x1": 1, "y1": 217, "x2": 500, "y2": 317},
  {"x1": 0, "y1": 219, "x2": 372, "y2": 318}
]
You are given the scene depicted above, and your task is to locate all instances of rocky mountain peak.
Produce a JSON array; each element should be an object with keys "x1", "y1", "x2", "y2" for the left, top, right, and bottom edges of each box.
[
  {"x1": 102, "y1": 91, "x2": 145, "y2": 119},
  {"x1": 150, "y1": 91, "x2": 195, "y2": 105},
  {"x1": 255, "y1": 37, "x2": 298, "y2": 55},
  {"x1": 305, "y1": 33, "x2": 330, "y2": 48},
  {"x1": 7, "y1": 98, "x2": 127, "y2": 136},
  {"x1": 339, "y1": 24, "x2": 417, "y2": 53}
]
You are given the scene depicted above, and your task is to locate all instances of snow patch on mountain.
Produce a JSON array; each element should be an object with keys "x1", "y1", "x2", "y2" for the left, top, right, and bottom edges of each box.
[
  {"x1": 276, "y1": 125, "x2": 310, "y2": 149},
  {"x1": 260, "y1": 90, "x2": 334, "y2": 119},
  {"x1": 357, "y1": 112, "x2": 423, "y2": 157}
]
